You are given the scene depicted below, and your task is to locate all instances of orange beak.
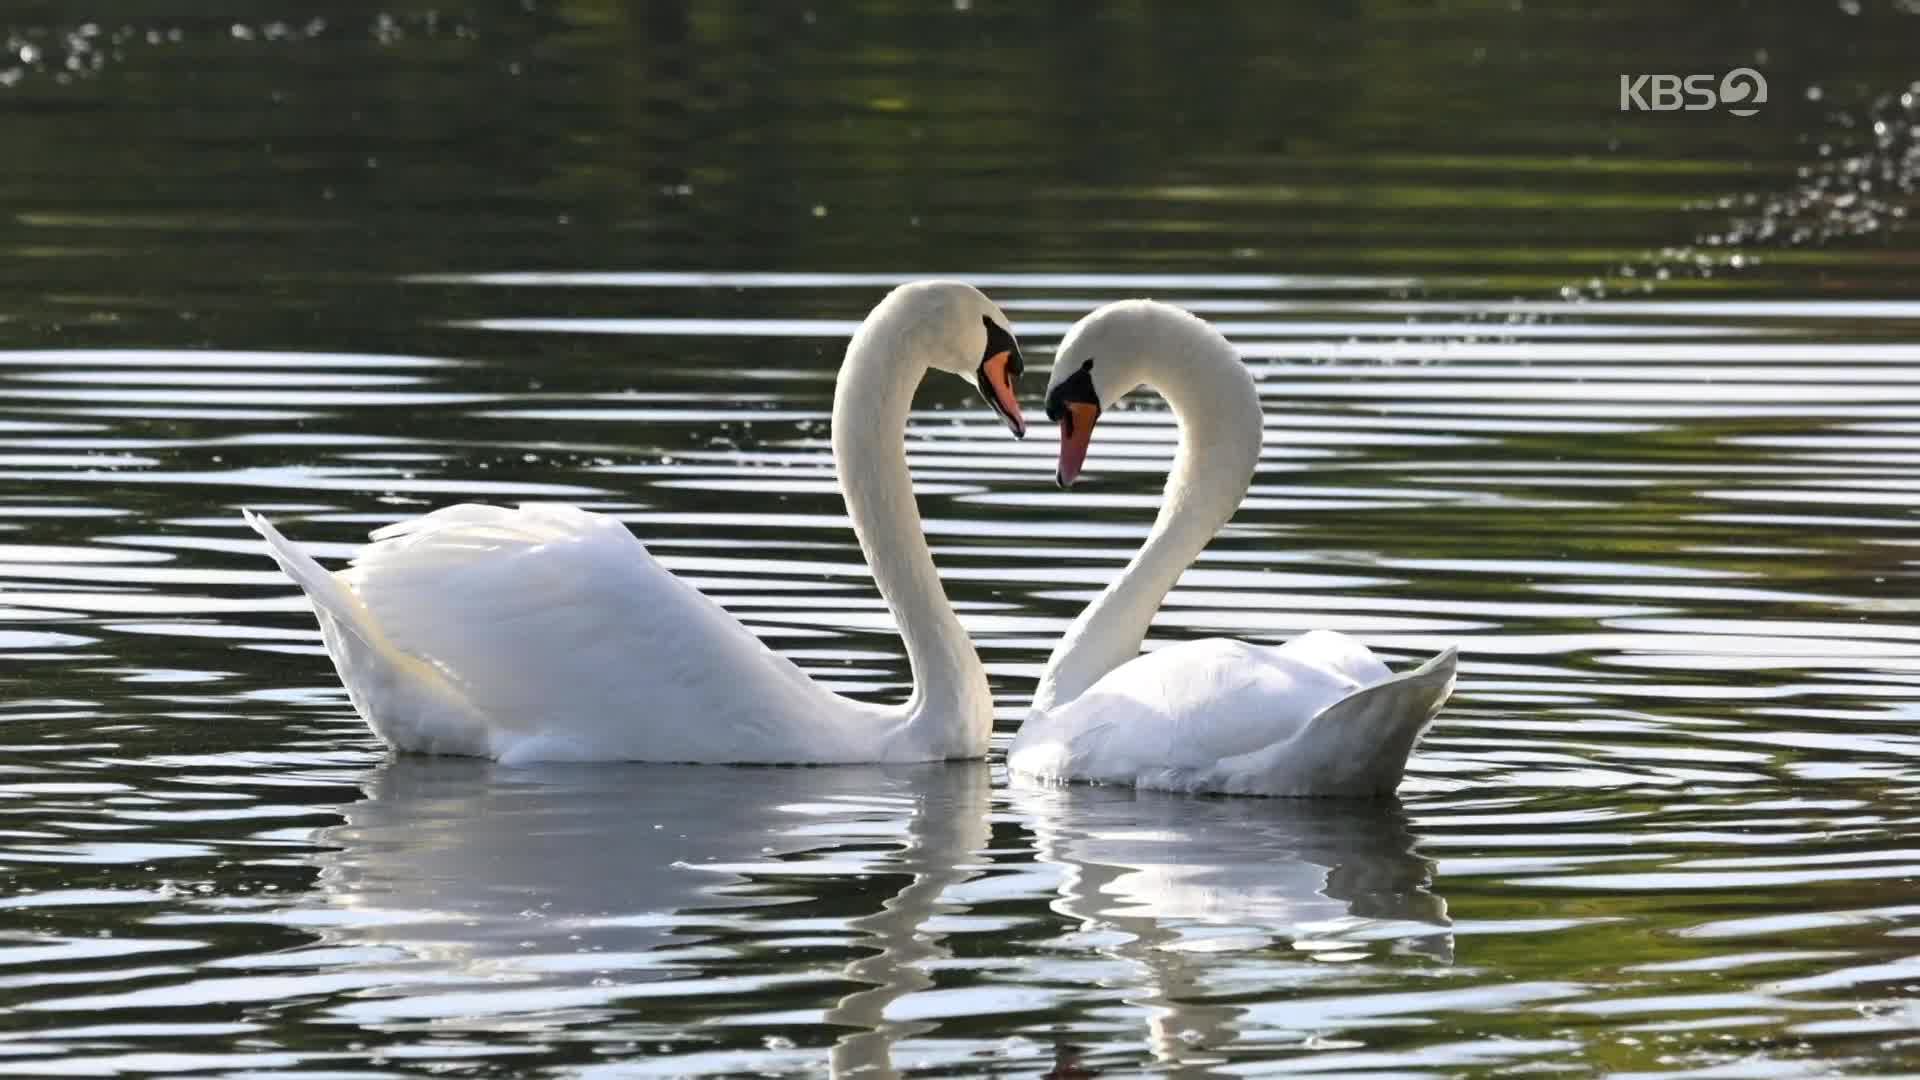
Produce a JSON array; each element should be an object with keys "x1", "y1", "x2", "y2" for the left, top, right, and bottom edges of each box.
[
  {"x1": 1056, "y1": 401, "x2": 1100, "y2": 487},
  {"x1": 978, "y1": 350, "x2": 1026, "y2": 438}
]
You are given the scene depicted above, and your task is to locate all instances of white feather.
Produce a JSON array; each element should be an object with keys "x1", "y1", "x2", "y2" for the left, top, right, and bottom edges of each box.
[
  {"x1": 1009, "y1": 302, "x2": 1458, "y2": 797},
  {"x1": 251, "y1": 503, "x2": 871, "y2": 762},
  {"x1": 247, "y1": 282, "x2": 1016, "y2": 764},
  {"x1": 1011, "y1": 634, "x2": 1457, "y2": 797}
]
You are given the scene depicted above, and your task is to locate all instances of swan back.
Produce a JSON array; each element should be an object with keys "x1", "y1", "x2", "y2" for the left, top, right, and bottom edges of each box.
[{"x1": 340, "y1": 504, "x2": 852, "y2": 763}]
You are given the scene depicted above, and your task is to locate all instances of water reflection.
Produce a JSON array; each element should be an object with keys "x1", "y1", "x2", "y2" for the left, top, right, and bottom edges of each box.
[
  {"x1": 302, "y1": 763, "x2": 1453, "y2": 1073},
  {"x1": 1008, "y1": 784, "x2": 1449, "y2": 1070},
  {"x1": 304, "y1": 759, "x2": 988, "y2": 1072}
]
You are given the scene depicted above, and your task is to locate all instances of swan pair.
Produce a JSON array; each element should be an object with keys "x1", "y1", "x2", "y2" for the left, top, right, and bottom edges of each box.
[{"x1": 249, "y1": 281, "x2": 1456, "y2": 796}]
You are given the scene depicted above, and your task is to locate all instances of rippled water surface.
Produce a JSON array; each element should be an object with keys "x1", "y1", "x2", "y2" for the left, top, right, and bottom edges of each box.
[{"x1": 5, "y1": 2, "x2": 1920, "y2": 1076}]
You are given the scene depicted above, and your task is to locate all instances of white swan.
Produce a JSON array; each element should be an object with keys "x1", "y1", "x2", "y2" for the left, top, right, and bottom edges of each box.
[
  {"x1": 247, "y1": 280, "x2": 1027, "y2": 765},
  {"x1": 1007, "y1": 300, "x2": 1457, "y2": 797}
]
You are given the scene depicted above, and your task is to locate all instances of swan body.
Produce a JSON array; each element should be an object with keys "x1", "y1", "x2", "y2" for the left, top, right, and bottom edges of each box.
[
  {"x1": 1012, "y1": 631, "x2": 1455, "y2": 797},
  {"x1": 249, "y1": 281, "x2": 1027, "y2": 765},
  {"x1": 1008, "y1": 300, "x2": 1456, "y2": 797}
]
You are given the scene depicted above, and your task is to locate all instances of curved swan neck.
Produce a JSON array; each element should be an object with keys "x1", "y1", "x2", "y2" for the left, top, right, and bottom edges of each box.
[
  {"x1": 1033, "y1": 330, "x2": 1262, "y2": 715},
  {"x1": 832, "y1": 307, "x2": 992, "y2": 755}
]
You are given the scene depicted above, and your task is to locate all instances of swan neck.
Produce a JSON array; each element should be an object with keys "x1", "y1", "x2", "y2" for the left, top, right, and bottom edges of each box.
[
  {"x1": 1033, "y1": 342, "x2": 1260, "y2": 714},
  {"x1": 832, "y1": 317, "x2": 991, "y2": 756}
]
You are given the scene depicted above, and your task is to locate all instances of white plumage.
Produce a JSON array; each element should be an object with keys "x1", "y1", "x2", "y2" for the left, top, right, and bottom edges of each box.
[
  {"x1": 248, "y1": 504, "x2": 859, "y2": 763},
  {"x1": 1008, "y1": 301, "x2": 1457, "y2": 797},
  {"x1": 1013, "y1": 631, "x2": 1455, "y2": 796},
  {"x1": 249, "y1": 281, "x2": 1024, "y2": 764}
]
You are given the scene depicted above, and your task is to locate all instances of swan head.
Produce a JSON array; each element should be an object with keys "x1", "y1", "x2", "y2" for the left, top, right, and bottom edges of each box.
[
  {"x1": 1045, "y1": 300, "x2": 1234, "y2": 487},
  {"x1": 880, "y1": 280, "x2": 1027, "y2": 438}
]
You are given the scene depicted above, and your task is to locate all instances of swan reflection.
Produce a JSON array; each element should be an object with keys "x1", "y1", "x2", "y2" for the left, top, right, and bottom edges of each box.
[
  {"x1": 1007, "y1": 783, "x2": 1450, "y2": 1069},
  {"x1": 307, "y1": 758, "x2": 988, "y2": 1073}
]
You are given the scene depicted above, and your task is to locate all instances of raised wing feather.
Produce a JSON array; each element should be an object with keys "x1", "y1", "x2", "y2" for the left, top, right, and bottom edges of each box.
[
  {"x1": 342, "y1": 504, "x2": 842, "y2": 763},
  {"x1": 1164, "y1": 640, "x2": 1363, "y2": 766},
  {"x1": 1009, "y1": 630, "x2": 1454, "y2": 797},
  {"x1": 1208, "y1": 646, "x2": 1458, "y2": 796},
  {"x1": 1041, "y1": 637, "x2": 1363, "y2": 778},
  {"x1": 1277, "y1": 628, "x2": 1393, "y2": 686}
]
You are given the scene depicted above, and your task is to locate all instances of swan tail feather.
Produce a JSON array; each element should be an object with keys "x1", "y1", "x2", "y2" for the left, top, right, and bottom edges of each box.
[
  {"x1": 245, "y1": 509, "x2": 493, "y2": 756},
  {"x1": 244, "y1": 509, "x2": 378, "y2": 646},
  {"x1": 1223, "y1": 646, "x2": 1458, "y2": 798}
]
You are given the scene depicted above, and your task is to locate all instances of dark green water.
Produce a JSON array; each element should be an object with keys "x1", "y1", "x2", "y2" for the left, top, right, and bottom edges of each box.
[{"x1": 3, "y1": 2, "x2": 1920, "y2": 1076}]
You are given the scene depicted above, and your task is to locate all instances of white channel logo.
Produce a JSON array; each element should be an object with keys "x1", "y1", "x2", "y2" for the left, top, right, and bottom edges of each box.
[{"x1": 1619, "y1": 68, "x2": 1767, "y2": 117}]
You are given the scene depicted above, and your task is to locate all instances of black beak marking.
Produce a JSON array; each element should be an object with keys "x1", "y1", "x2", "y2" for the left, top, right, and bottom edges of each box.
[
  {"x1": 976, "y1": 316, "x2": 1026, "y2": 438},
  {"x1": 1046, "y1": 357, "x2": 1099, "y2": 423}
]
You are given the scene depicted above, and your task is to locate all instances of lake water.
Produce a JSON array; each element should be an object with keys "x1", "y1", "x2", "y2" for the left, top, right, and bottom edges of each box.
[{"x1": 4, "y1": 3, "x2": 1920, "y2": 1076}]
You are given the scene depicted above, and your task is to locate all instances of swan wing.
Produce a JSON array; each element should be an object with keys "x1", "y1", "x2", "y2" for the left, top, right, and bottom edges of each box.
[
  {"x1": 1009, "y1": 632, "x2": 1456, "y2": 797},
  {"x1": 1010, "y1": 634, "x2": 1364, "y2": 782},
  {"x1": 286, "y1": 504, "x2": 843, "y2": 763},
  {"x1": 1275, "y1": 627, "x2": 1393, "y2": 685},
  {"x1": 1208, "y1": 646, "x2": 1457, "y2": 797}
]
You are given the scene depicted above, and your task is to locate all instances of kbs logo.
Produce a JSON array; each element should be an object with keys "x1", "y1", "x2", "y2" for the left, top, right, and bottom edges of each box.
[{"x1": 1619, "y1": 68, "x2": 1767, "y2": 116}]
